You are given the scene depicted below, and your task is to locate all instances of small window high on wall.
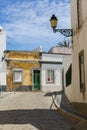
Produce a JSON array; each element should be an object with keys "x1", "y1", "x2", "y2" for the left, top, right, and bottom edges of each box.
[
  {"x1": 79, "y1": 50, "x2": 85, "y2": 92},
  {"x1": 13, "y1": 69, "x2": 23, "y2": 83},
  {"x1": 46, "y1": 70, "x2": 54, "y2": 83},
  {"x1": 66, "y1": 64, "x2": 72, "y2": 87},
  {"x1": 77, "y1": 0, "x2": 82, "y2": 28}
]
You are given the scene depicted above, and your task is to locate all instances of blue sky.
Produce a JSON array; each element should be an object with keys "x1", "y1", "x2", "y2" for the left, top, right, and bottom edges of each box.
[{"x1": 0, "y1": 0, "x2": 71, "y2": 52}]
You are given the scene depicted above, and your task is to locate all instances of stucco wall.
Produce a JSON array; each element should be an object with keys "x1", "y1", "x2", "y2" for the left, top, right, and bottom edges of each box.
[
  {"x1": 0, "y1": 30, "x2": 6, "y2": 87},
  {"x1": 41, "y1": 62, "x2": 63, "y2": 92},
  {"x1": 63, "y1": 55, "x2": 73, "y2": 101},
  {"x1": 42, "y1": 53, "x2": 63, "y2": 62},
  {"x1": 6, "y1": 51, "x2": 40, "y2": 91},
  {"x1": 0, "y1": 30, "x2": 6, "y2": 61},
  {"x1": 0, "y1": 61, "x2": 6, "y2": 86},
  {"x1": 40, "y1": 53, "x2": 63, "y2": 92},
  {"x1": 49, "y1": 46, "x2": 72, "y2": 55},
  {"x1": 41, "y1": 68, "x2": 63, "y2": 92},
  {"x1": 71, "y1": 0, "x2": 87, "y2": 102}
]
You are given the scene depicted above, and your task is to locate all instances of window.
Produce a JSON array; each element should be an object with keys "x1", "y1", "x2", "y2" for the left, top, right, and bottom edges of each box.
[
  {"x1": 79, "y1": 50, "x2": 85, "y2": 92},
  {"x1": 46, "y1": 70, "x2": 54, "y2": 83},
  {"x1": 66, "y1": 64, "x2": 72, "y2": 87},
  {"x1": 13, "y1": 69, "x2": 23, "y2": 83},
  {"x1": 77, "y1": 0, "x2": 82, "y2": 28}
]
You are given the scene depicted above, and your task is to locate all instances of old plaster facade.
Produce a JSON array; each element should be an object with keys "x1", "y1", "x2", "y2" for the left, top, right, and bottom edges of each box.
[
  {"x1": 6, "y1": 51, "x2": 40, "y2": 91},
  {"x1": 65, "y1": 0, "x2": 87, "y2": 103}
]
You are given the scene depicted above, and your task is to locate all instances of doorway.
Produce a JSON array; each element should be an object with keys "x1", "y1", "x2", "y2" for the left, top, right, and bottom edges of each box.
[{"x1": 33, "y1": 70, "x2": 40, "y2": 90}]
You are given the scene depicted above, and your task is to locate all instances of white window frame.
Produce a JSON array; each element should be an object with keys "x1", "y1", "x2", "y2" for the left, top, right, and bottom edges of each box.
[
  {"x1": 46, "y1": 70, "x2": 54, "y2": 83},
  {"x1": 13, "y1": 68, "x2": 23, "y2": 83}
]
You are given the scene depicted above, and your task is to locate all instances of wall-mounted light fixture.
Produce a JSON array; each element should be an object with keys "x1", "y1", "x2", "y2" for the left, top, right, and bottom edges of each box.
[{"x1": 50, "y1": 14, "x2": 73, "y2": 37}]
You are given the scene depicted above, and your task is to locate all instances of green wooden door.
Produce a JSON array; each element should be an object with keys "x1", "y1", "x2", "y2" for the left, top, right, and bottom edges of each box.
[{"x1": 33, "y1": 70, "x2": 40, "y2": 90}]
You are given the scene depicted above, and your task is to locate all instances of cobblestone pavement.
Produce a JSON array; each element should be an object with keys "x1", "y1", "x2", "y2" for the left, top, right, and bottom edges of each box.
[{"x1": 0, "y1": 92, "x2": 86, "y2": 130}]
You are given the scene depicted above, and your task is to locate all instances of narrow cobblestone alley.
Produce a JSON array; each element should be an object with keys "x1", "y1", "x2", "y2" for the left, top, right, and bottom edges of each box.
[{"x1": 0, "y1": 92, "x2": 85, "y2": 130}]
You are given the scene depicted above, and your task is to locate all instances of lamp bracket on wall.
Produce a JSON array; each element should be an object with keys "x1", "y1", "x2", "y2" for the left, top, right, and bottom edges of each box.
[{"x1": 53, "y1": 28, "x2": 73, "y2": 37}]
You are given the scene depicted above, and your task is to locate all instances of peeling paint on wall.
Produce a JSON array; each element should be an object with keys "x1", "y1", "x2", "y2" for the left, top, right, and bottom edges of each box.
[{"x1": 6, "y1": 51, "x2": 40, "y2": 91}]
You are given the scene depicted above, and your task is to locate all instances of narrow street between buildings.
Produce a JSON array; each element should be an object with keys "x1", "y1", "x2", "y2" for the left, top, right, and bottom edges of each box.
[{"x1": 0, "y1": 92, "x2": 86, "y2": 130}]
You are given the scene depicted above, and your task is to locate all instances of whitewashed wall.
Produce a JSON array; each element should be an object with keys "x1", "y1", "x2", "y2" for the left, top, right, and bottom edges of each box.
[
  {"x1": 0, "y1": 29, "x2": 6, "y2": 87},
  {"x1": 41, "y1": 67, "x2": 63, "y2": 92},
  {"x1": 63, "y1": 55, "x2": 73, "y2": 102},
  {"x1": 0, "y1": 61, "x2": 6, "y2": 86},
  {"x1": 0, "y1": 30, "x2": 6, "y2": 61},
  {"x1": 42, "y1": 53, "x2": 63, "y2": 62},
  {"x1": 71, "y1": 0, "x2": 87, "y2": 102},
  {"x1": 41, "y1": 53, "x2": 63, "y2": 92}
]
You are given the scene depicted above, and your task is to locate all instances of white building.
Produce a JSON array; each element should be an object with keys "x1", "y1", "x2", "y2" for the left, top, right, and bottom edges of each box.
[
  {"x1": 0, "y1": 26, "x2": 6, "y2": 90},
  {"x1": 65, "y1": 0, "x2": 87, "y2": 103},
  {"x1": 40, "y1": 53, "x2": 63, "y2": 92},
  {"x1": 48, "y1": 46, "x2": 72, "y2": 93}
]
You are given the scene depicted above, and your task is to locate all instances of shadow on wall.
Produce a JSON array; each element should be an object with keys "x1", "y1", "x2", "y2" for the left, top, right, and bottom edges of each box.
[
  {"x1": 53, "y1": 91, "x2": 87, "y2": 120},
  {"x1": 0, "y1": 86, "x2": 33, "y2": 92},
  {"x1": 14, "y1": 86, "x2": 32, "y2": 92}
]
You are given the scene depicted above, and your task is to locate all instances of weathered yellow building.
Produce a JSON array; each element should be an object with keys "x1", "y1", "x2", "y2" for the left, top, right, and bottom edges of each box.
[{"x1": 6, "y1": 51, "x2": 40, "y2": 91}]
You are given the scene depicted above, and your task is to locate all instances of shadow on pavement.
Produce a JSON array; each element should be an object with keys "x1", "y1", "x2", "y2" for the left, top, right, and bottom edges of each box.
[
  {"x1": 0, "y1": 109, "x2": 72, "y2": 130},
  {"x1": 44, "y1": 92, "x2": 53, "y2": 97},
  {"x1": 53, "y1": 91, "x2": 87, "y2": 120},
  {"x1": 53, "y1": 91, "x2": 87, "y2": 130},
  {"x1": 44, "y1": 91, "x2": 63, "y2": 97}
]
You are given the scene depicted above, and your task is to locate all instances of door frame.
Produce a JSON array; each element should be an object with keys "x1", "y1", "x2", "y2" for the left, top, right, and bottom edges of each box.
[{"x1": 32, "y1": 69, "x2": 40, "y2": 91}]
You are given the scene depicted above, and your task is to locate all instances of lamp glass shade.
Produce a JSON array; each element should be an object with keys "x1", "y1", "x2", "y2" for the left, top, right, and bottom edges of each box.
[{"x1": 50, "y1": 15, "x2": 58, "y2": 29}]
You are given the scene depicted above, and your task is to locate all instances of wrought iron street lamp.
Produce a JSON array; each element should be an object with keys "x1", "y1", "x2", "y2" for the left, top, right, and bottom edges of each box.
[{"x1": 50, "y1": 14, "x2": 73, "y2": 37}]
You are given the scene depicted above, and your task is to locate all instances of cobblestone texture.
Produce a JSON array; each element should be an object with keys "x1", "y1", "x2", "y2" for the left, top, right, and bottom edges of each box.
[{"x1": 0, "y1": 92, "x2": 86, "y2": 130}]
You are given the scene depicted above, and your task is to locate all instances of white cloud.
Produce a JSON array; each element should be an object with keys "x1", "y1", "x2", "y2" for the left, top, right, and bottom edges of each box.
[{"x1": 1, "y1": 0, "x2": 71, "y2": 51}]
